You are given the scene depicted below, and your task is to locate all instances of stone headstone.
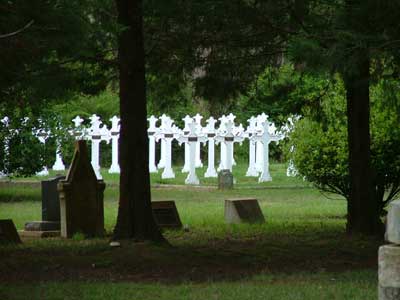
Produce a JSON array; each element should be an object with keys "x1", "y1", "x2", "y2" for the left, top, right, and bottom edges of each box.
[
  {"x1": 218, "y1": 169, "x2": 233, "y2": 190},
  {"x1": 0, "y1": 219, "x2": 21, "y2": 244},
  {"x1": 42, "y1": 176, "x2": 65, "y2": 222},
  {"x1": 22, "y1": 176, "x2": 65, "y2": 235},
  {"x1": 379, "y1": 244, "x2": 400, "y2": 299},
  {"x1": 386, "y1": 200, "x2": 400, "y2": 244},
  {"x1": 152, "y1": 201, "x2": 182, "y2": 229},
  {"x1": 224, "y1": 198, "x2": 265, "y2": 224},
  {"x1": 58, "y1": 140, "x2": 105, "y2": 238}
]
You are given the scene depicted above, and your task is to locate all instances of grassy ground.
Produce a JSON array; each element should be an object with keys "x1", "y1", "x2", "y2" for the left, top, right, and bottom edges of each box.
[{"x1": 0, "y1": 163, "x2": 382, "y2": 300}]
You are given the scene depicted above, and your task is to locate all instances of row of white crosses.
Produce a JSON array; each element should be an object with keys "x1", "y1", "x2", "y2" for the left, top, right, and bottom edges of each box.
[
  {"x1": 0, "y1": 113, "x2": 290, "y2": 184},
  {"x1": 147, "y1": 113, "x2": 284, "y2": 184}
]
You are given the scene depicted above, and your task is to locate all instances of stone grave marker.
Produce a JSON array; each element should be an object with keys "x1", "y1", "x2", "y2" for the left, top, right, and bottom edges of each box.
[
  {"x1": 0, "y1": 219, "x2": 21, "y2": 244},
  {"x1": 224, "y1": 198, "x2": 265, "y2": 224},
  {"x1": 218, "y1": 169, "x2": 234, "y2": 190},
  {"x1": 152, "y1": 201, "x2": 182, "y2": 229},
  {"x1": 21, "y1": 176, "x2": 65, "y2": 238},
  {"x1": 58, "y1": 140, "x2": 105, "y2": 238},
  {"x1": 379, "y1": 199, "x2": 400, "y2": 299}
]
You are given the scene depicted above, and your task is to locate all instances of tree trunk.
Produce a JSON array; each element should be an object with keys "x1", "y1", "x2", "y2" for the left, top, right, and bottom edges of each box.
[
  {"x1": 113, "y1": 0, "x2": 164, "y2": 241},
  {"x1": 344, "y1": 50, "x2": 382, "y2": 236}
]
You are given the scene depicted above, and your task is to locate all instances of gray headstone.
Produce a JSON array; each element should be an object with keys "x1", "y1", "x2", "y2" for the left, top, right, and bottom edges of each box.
[
  {"x1": 152, "y1": 201, "x2": 182, "y2": 229},
  {"x1": 218, "y1": 169, "x2": 233, "y2": 190},
  {"x1": 58, "y1": 140, "x2": 105, "y2": 238},
  {"x1": 224, "y1": 198, "x2": 265, "y2": 224},
  {"x1": 0, "y1": 219, "x2": 21, "y2": 244},
  {"x1": 379, "y1": 244, "x2": 400, "y2": 299},
  {"x1": 386, "y1": 200, "x2": 400, "y2": 244},
  {"x1": 41, "y1": 176, "x2": 65, "y2": 222}
]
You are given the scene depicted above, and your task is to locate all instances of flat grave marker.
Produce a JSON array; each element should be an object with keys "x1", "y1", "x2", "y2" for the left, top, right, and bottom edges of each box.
[
  {"x1": 224, "y1": 198, "x2": 265, "y2": 224},
  {"x1": 152, "y1": 201, "x2": 182, "y2": 229}
]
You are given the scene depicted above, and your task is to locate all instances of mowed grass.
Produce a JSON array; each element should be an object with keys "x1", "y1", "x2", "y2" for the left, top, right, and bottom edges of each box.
[{"x1": 0, "y1": 163, "x2": 381, "y2": 300}]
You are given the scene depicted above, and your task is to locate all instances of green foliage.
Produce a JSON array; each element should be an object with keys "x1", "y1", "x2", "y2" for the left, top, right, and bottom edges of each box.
[
  {"x1": 2, "y1": 116, "x2": 46, "y2": 177},
  {"x1": 0, "y1": 0, "x2": 116, "y2": 109},
  {"x1": 289, "y1": 77, "x2": 400, "y2": 212}
]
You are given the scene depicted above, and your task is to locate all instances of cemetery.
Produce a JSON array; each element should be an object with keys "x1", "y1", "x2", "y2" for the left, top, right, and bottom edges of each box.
[
  {"x1": 0, "y1": 111, "x2": 390, "y2": 299},
  {"x1": 1, "y1": 1, "x2": 400, "y2": 300}
]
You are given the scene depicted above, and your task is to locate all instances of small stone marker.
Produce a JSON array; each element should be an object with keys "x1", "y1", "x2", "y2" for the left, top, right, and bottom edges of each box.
[
  {"x1": 152, "y1": 201, "x2": 182, "y2": 229},
  {"x1": 218, "y1": 169, "x2": 234, "y2": 190},
  {"x1": 21, "y1": 176, "x2": 65, "y2": 238},
  {"x1": 0, "y1": 219, "x2": 21, "y2": 244},
  {"x1": 386, "y1": 200, "x2": 400, "y2": 244},
  {"x1": 224, "y1": 198, "x2": 265, "y2": 224},
  {"x1": 379, "y1": 199, "x2": 400, "y2": 299},
  {"x1": 58, "y1": 140, "x2": 106, "y2": 238}
]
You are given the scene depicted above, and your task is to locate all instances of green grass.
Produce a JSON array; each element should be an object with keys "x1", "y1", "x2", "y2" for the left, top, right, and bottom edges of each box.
[
  {"x1": 0, "y1": 163, "x2": 381, "y2": 300},
  {"x1": 0, "y1": 271, "x2": 377, "y2": 300},
  {"x1": 1, "y1": 162, "x2": 310, "y2": 188}
]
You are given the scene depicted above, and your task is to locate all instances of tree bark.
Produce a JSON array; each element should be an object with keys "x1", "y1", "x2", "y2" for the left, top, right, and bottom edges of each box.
[
  {"x1": 113, "y1": 0, "x2": 164, "y2": 241},
  {"x1": 343, "y1": 50, "x2": 382, "y2": 236}
]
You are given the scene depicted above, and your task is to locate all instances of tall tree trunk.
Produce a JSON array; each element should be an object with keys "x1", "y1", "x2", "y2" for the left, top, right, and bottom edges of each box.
[
  {"x1": 113, "y1": 0, "x2": 164, "y2": 241},
  {"x1": 343, "y1": 50, "x2": 382, "y2": 236}
]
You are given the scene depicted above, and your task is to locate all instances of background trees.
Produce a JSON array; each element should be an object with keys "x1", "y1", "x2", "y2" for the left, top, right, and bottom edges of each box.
[{"x1": 1, "y1": 0, "x2": 399, "y2": 237}]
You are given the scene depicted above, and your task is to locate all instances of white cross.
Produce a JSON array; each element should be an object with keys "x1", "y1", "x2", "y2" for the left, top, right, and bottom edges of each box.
[
  {"x1": 250, "y1": 121, "x2": 284, "y2": 182},
  {"x1": 193, "y1": 113, "x2": 203, "y2": 167},
  {"x1": 147, "y1": 115, "x2": 158, "y2": 173},
  {"x1": 181, "y1": 115, "x2": 193, "y2": 173},
  {"x1": 108, "y1": 116, "x2": 120, "y2": 174},
  {"x1": 155, "y1": 117, "x2": 178, "y2": 179},
  {"x1": 215, "y1": 120, "x2": 244, "y2": 173},
  {"x1": 177, "y1": 122, "x2": 207, "y2": 184},
  {"x1": 245, "y1": 116, "x2": 259, "y2": 177},
  {"x1": 203, "y1": 116, "x2": 218, "y2": 178}
]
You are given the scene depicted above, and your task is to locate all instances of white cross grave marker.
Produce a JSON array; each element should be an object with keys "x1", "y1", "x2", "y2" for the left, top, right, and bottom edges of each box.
[
  {"x1": 215, "y1": 120, "x2": 244, "y2": 172},
  {"x1": 193, "y1": 113, "x2": 203, "y2": 168},
  {"x1": 177, "y1": 122, "x2": 207, "y2": 184},
  {"x1": 71, "y1": 116, "x2": 85, "y2": 140},
  {"x1": 181, "y1": 115, "x2": 193, "y2": 173},
  {"x1": 245, "y1": 116, "x2": 259, "y2": 177},
  {"x1": 88, "y1": 114, "x2": 110, "y2": 179},
  {"x1": 255, "y1": 113, "x2": 268, "y2": 172},
  {"x1": 147, "y1": 115, "x2": 158, "y2": 173},
  {"x1": 155, "y1": 117, "x2": 178, "y2": 179},
  {"x1": 108, "y1": 116, "x2": 120, "y2": 174},
  {"x1": 217, "y1": 115, "x2": 228, "y2": 171},
  {"x1": 250, "y1": 121, "x2": 284, "y2": 182},
  {"x1": 157, "y1": 114, "x2": 170, "y2": 169},
  {"x1": 203, "y1": 116, "x2": 218, "y2": 177}
]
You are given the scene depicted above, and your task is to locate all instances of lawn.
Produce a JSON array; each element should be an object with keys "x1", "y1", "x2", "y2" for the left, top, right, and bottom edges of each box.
[{"x1": 0, "y1": 163, "x2": 381, "y2": 300}]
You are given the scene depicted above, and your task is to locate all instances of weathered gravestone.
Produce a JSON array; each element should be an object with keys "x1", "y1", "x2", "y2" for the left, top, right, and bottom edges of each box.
[
  {"x1": 58, "y1": 140, "x2": 105, "y2": 238},
  {"x1": 218, "y1": 169, "x2": 234, "y2": 190},
  {"x1": 224, "y1": 198, "x2": 265, "y2": 224},
  {"x1": 0, "y1": 219, "x2": 21, "y2": 244},
  {"x1": 152, "y1": 201, "x2": 182, "y2": 229},
  {"x1": 23, "y1": 176, "x2": 65, "y2": 236},
  {"x1": 379, "y1": 200, "x2": 400, "y2": 299}
]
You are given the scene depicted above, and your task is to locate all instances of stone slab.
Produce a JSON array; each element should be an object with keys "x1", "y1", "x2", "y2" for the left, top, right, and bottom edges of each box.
[
  {"x1": 41, "y1": 176, "x2": 65, "y2": 222},
  {"x1": 386, "y1": 200, "x2": 400, "y2": 244},
  {"x1": 152, "y1": 201, "x2": 182, "y2": 229},
  {"x1": 224, "y1": 198, "x2": 265, "y2": 224},
  {"x1": 0, "y1": 219, "x2": 21, "y2": 244},
  {"x1": 19, "y1": 230, "x2": 60, "y2": 238},
  {"x1": 24, "y1": 221, "x2": 60, "y2": 231},
  {"x1": 218, "y1": 169, "x2": 233, "y2": 190},
  {"x1": 379, "y1": 244, "x2": 400, "y2": 299}
]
